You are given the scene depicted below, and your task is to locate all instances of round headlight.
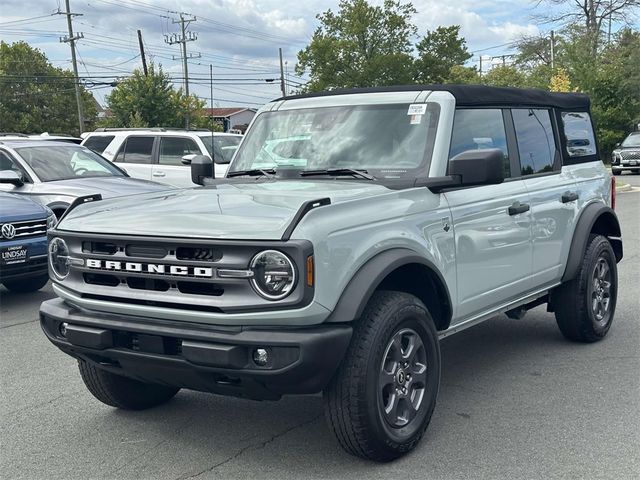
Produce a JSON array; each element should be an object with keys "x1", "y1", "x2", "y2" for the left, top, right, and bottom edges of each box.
[
  {"x1": 49, "y1": 237, "x2": 70, "y2": 280},
  {"x1": 250, "y1": 250, "x2": 296, "y2": 300}
]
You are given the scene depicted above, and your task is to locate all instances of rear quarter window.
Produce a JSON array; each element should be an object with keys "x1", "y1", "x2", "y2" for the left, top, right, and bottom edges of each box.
[
  {"x1": 82, "y1": 135, "x2": 115, "y2": 154},
  {"x1": 561, "y1": 112, "x2": 597, "y2": 158}
]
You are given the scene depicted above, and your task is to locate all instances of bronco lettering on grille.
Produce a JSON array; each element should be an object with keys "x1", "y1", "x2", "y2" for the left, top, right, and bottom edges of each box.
[{"x1": 85, "y1": 259, "x2": 213, "y2": 278}]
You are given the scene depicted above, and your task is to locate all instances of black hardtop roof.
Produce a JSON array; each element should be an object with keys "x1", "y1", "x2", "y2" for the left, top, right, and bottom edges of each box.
[{"x1": 279, "y1": 84, "x2": 590, "y2": 110}]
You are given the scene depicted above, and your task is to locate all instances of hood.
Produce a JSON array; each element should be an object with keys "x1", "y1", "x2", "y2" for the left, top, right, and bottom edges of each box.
[
  {"x1": 0, "y1": 192, "x2": 49, "y2": 222},
  {"x1": 43, "y1": 176, "x2": 173, "y2": 198},
  {"x1": 58, "y1": 180, "x2": 391, "y2": 240}
]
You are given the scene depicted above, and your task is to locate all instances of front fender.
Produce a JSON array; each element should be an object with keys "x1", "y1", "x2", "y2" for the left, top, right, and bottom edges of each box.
[{"x1": 325, "y1": 248, "x2": 452, "y2": 325}]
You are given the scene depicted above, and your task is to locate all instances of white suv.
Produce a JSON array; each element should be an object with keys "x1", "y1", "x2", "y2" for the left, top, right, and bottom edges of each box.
[{"x1": 81, "y1": 129, "x2": 242, "y2": 187}]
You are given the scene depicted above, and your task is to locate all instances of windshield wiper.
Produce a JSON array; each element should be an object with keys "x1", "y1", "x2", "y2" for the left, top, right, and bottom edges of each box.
[
  {"x1": 300, "y1": 168, "x2": 376, "y2": 180},
  {"x1": 227, "y1": 168, "x2": 276, "y2": 178}
]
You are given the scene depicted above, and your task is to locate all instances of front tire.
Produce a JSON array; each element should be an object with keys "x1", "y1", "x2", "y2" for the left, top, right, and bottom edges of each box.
[
  {"x1": 2, "y1": 274, "x2": 49, "y2": 293},
  {"x1": 554, "y1": 234, "x2": 618, "y2": 342},
  {"x1": 78, "y1": 361, "x2": 179, "y2": 410},
  {"x1": 323, "y1": 291, "x2": 440, "y2": 462}
]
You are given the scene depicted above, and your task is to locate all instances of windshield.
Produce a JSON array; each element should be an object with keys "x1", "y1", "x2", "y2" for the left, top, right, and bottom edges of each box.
[
  {"x1": 229, "y1": 103, "x2": 440, "y2": 179},
  {"x1": 621, "y1": 133, "x2": 640, "y2": 148},
  {"x1": 199, "y1": 135, "x2": 242, "y2": 164},
  {"x1": 15, "y1": 145, "x2": 124, "y2": 182}
]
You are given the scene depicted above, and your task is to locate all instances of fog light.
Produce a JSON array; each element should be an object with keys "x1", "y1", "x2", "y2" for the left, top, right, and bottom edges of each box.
[
  {"x1": 59, "y1": 322, "x2": 68, "y2": 337},
  {"x1": 253, "y1": 348, "x2": 269, "y2": 366}
]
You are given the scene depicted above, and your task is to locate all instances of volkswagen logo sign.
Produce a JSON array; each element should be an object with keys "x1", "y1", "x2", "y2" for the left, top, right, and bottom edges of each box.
[{"x1": 1, "y1": 224, "x2": 16, "y2": 240}]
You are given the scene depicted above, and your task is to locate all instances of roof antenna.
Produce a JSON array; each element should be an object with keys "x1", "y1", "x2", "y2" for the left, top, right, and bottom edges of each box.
[{"x1": 210, "y1": 63, "x2": 216, "y2": 167}]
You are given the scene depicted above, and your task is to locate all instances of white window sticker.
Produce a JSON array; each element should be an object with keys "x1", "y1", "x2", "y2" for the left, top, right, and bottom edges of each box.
[{"x1": 407, "y1": 104, "x2": 427, "y2": 115}]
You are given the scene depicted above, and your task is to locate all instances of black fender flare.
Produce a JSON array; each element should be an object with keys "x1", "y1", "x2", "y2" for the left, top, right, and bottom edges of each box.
[
  {"x1": 325, "y1": 248, "x2": 452, "y2": 327},
  {"x1": 562, "y1": 203, "x2": 622, "y2": 282}
]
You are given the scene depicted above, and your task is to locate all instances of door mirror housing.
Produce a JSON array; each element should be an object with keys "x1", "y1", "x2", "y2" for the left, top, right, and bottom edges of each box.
[
  {"x1": 0, "y1": 170, "x2": 24, "y2": 186},
  {"x1": 190, "y1": 155, "x2": 214, "y2": 185},
  {"x1": 448, "y1": 149, "x2": 505, "y2": 187}
]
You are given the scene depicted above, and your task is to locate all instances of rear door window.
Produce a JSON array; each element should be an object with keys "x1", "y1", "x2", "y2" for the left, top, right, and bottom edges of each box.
[
  {"x1": 159, "y1": 137, "x2": 199, "y2": 166},
  {"x1": 449, "y1": 109, "x2": 511, "y2": 178},
  {"x1": 115, "y1": 136, "x2": 154, "y2": 164},
  {"x1": 83, "y1": 135, "x2": 115, "y2": 154},
  {"x1": 512, "y1": 108, "x2": 557, "y2": 175},
  {"x1": 561, "y1": 112, "x2": 597, "y2": 157}
]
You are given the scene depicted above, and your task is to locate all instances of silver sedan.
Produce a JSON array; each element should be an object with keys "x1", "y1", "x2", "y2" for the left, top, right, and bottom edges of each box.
[{"x1": 0, "y1": 140, "x2": 174, "y2": 218}]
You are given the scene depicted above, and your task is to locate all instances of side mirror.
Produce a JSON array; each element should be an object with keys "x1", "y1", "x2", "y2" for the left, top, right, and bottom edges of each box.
[
  {"x1": 181, "y1": 154, "x2": 197, "y2": 165},
  {"x1": 448, "y1": 149, "x2": 504, "y2": 187},
  {"x1": 190, "y1": 155, "x2": 214, "y2": 185},
  {"x1": 0, "y1": 170, "x2": 24, "y2": 187}
]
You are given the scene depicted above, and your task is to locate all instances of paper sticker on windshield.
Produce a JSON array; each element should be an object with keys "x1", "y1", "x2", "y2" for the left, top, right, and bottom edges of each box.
[
  {"x1": 410, "y1": 114, "x2": 422, "y2": 125},
  {"x1": 407, "y1": 104, "x2": 427, "y2": 115}
]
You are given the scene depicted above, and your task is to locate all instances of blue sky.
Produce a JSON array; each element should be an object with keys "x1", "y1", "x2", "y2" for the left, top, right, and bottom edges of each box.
[{"x1": 1, "y1": 0, "x2": 559, "y2": 107}]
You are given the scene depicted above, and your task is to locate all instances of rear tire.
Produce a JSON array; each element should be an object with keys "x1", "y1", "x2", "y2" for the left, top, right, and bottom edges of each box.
[
  {"x1": 78, "y1": 361, "x2": 179, "y2": 410},
  {"x1": 554, "y1": 234, "x2": 618, "y2": 342},
  {"x1": 2, "y1": 274, "x2": 49, "y2": 293},
  {"x1": 323, "y1": 291, "x2": 440, "y2": 462}
]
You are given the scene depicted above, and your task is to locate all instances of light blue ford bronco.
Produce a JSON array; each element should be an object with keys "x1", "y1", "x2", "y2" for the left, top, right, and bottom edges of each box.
[{"x1": 40, "y1": 85, "x2": 623, "y2": 461}]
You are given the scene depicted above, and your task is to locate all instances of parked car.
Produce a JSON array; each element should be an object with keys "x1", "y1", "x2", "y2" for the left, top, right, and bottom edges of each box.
[
  {"x1": 0, "y1": 140, "x2": 173, "y2": 218},
  {"x1": 611, "y1": 131, "x2": 640, "y2": 175},
  {"x1": 0, "y1": 132, "x2": 82, "y2": 143},
  {"x1": 81, "y1": 128, "x2": 242, "y2": 187},
  {"x1": 0, "y1": 192, "x2": 56, "y2": 293},
  {"x1": 41, "y1": 85, "x2": 622, "y2": 462}
]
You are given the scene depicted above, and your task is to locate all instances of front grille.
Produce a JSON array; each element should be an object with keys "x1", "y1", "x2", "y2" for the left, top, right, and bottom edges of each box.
[
  {"x1": 620, "y1": 150, "x2": 640, "y2": 161},
  {"x1": 57, "y1": 233, "x2": 311, "y2": 313},
  {"x1": 1, "y1": 219, "x2": 47, "y2": 240}
]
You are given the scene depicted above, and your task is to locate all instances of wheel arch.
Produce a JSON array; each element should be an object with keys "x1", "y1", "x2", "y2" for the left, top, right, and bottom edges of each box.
[
  {"x1": 325, "y1": 248, "x2": 453, "y2": 331},
  {"x1": 562, "y1": 202, "x2": 622, "y2": 282},
  {"x1": 47, "y1": 201, "x2": 71, "y2": 219}
]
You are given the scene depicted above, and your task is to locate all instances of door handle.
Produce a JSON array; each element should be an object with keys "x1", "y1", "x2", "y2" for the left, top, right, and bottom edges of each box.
[
  {"x1": 153, "y1": 171, "x2": 166, "y2": 177},
  {"x1": 508, "y1": 201, "x2": 530, "y2": 216},
  {"x1": 561, "y1": 191, "x2": 579, "y2": 203}
]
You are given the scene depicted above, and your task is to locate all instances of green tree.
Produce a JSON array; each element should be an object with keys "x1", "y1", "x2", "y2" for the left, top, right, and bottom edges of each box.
[
  {"x1": 295, "y1": 0, "x2": 417, "y2": 91},
  {"x1": 414, "y1": 25, "x2": 472, "y2": 84},
  {"x1": 104, "y1": 64, "x2": 205, "y2": 128},
  {"x1": 0, "y1": 41, "x2": 97, "y2": 135},
  {"x1": 482, "y1": 65, "x2": 528, "y2": 88}
]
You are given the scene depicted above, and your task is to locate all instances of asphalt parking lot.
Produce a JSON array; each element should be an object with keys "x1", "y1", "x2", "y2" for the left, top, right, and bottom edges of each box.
[{"x1": 1, "y1": 178, "x2": 639, "y2": 480}]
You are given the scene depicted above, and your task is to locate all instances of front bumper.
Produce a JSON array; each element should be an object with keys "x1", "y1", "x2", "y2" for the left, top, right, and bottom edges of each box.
[
  {"x1": 0, "y1": 255, "x2": 48, "y2": 282},
  {"x1": 40, "y1": 298, "x2": 352, "y2": 400}
]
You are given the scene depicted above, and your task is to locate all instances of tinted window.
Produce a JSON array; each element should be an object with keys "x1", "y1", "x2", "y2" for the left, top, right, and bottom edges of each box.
[
  {"x1": 561, "y1": 112, "x2": 597, "y2": 157},
  {"x1": 513, "y1": 109, "x2": 556, "y2": 175},
  {"x1": 83, "y1": 135, "x2": 115, "y2": 154},
  {"x1": 449, "y1": 109, "x2": 510, "y2": 177},
  {"x1": 200, "y1": 135, "x2": 242, "y2": 164},
  {"x1": 14, "y1": 145, "x2": 124, "y2": 182},
  {"x1": 159, "y1": 137, "x2": 199, "y2": 166},
  {"x1": 116, "y1": 136, "x2": 154, "y2": 164},
  {"x1": 0, "y1": 150, "x2": 31, "y2": 182}
]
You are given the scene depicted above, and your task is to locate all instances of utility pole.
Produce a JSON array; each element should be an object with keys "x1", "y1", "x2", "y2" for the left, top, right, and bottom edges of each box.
[
  {"x1": 279, "y1": 48, "x2": 286, "y2": 97},
  {"x1": 59, "y1": 0, "x2": 85, "y2": 134},
  {"x1": 137, "y1": 29, "x2": 148, "y2": 76},
  {"x1": 550, "y1": 30, "x2": 555, "y2": 70},
  {"x1": 165, "y1": 13, "x2": 199, "y2": 128}
]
